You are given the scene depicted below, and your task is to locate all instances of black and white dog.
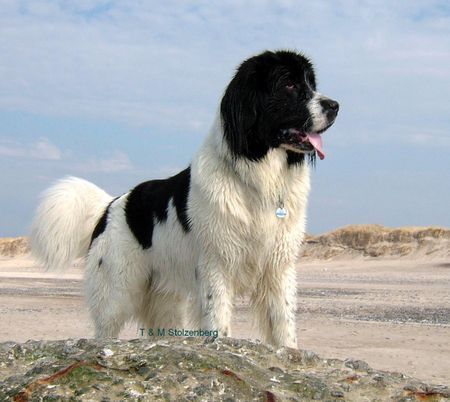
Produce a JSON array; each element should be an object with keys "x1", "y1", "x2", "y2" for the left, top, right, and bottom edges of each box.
[{"x1": 31, "y1": 50, "x2": 338, "y2": 347}]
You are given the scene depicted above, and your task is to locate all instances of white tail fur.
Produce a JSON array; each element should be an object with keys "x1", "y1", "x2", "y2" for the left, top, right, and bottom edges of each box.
[{"x1": 30, "y1": 177, "x2": 113, "y2": 271}]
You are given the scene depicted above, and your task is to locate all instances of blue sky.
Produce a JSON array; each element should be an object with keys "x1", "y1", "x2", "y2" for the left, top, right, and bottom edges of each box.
[{"x1": 0, "y1": 0, "x2": 449, "y2": 236}]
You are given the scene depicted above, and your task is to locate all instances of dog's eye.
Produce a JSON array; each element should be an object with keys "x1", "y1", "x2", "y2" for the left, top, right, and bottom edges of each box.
[{"x1": 286, "y1": 83, "x2": 296, "y2": 90}]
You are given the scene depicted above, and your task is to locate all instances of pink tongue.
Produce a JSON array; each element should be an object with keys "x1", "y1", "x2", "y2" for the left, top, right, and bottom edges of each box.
[{"x1": 307, "y1": 134, "x2": 325, "y2": 160}]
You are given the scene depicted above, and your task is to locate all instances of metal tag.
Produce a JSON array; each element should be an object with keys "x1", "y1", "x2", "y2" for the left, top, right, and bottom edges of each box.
[{"x1": 275, "y1": 207, "x2": 288, "y2": 219}]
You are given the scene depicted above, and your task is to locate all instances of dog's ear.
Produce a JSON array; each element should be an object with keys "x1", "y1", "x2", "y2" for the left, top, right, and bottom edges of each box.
[{"x1": 220, "y1": 59, "x2": 268, "y2": 160}]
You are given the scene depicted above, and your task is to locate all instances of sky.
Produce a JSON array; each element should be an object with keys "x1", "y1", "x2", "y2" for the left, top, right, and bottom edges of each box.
[{"x1": 0, "y1": 0, "x2": 449, "y2": 236}]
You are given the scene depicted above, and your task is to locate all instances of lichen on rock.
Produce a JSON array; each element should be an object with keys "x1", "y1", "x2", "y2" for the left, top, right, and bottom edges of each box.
[{"x1": 1, "y1": 337, "x2": 449, "y2": 401}]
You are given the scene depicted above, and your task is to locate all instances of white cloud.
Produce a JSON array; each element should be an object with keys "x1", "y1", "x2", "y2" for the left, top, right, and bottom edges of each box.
[
  {"x1": 29, "y1": 137, "x2": 62, "y2": 160},
  {"x1": 409, "y1": 131, "x2": 450, "y2": 147},
  {"x1": 0, "y1": 141, "x2": 23, "y2": 158},
  {"x1": 0, "y1": 136, "x2": 132, "y2": 173},
  {"x1": 76, "y1": 150, "x2": 133, "y2": 173},
  {"x1": 0, "y1": 137, "x2": 62, "y2": 160}
]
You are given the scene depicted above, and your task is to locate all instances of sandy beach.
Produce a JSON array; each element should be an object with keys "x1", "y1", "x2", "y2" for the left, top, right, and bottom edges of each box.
[{"x1": 0, "y1": 253, "x2": 449, "y2": 385}]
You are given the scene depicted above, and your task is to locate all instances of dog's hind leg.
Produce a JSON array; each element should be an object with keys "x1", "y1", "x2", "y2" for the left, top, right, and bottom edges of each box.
[
  {"x1": 91, "y1": 305, "x2": 128, "y2": 339},
  {"x1": 137, "y1": 286, "x2": 187, "y2": 336},
  {"x1": 84, "y1": 251, "x2": 132, "y2": 338}
]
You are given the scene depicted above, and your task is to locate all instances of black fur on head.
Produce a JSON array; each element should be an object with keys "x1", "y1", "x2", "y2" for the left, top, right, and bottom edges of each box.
[{"x1": 220, "y1": 50, "x2": 338, "y2": 164}]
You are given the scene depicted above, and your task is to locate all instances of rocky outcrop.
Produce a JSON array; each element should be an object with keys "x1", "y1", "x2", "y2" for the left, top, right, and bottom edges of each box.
[{"x1": 1, "y1": 338, "x2": 449, "y2": 401}]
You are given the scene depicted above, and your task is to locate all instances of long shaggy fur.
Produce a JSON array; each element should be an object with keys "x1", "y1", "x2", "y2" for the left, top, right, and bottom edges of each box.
[
  {"x1": 30, "y1": 50, "x2": 338, "y2": 347},
  {"x1": 30, "y1": 177, "x2": 113, "y2": 271}
]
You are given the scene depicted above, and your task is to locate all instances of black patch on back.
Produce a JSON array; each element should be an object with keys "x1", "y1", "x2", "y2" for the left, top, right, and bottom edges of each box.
[
  {"x1": 125, "y1": 167, "x2": 192, "y2": 249},
  {"x1": 90, "y1": 198, "x2": 117, "y2": 247}
]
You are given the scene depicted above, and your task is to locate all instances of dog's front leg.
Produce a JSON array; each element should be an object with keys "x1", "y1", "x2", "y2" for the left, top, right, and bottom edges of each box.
[
  {"x1": 196, "y1": 256, "x2": 233, "y2": 338},
  {"x1": 252, "y1": 266, "x2": 298, "y2": 349}
]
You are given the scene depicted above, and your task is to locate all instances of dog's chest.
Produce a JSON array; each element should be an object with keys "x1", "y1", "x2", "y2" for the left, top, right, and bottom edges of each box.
[
  {"x1": 190, "y1": 147, "x2": 310, "y2": 273},
  {"x1": 222, "y1": 189, "x2": 307, "y2": 294},
  {"x1": 226, "y1": 168, "x2": 309, "y2": 267},
  {"x1": 246, "y1": 189, "x2": 306, "y2": 246}
]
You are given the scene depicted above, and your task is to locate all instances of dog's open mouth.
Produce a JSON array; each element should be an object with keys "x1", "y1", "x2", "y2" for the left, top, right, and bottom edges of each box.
[{"x1": 280, "y1": 128, "x2": 326, "y2": 160}]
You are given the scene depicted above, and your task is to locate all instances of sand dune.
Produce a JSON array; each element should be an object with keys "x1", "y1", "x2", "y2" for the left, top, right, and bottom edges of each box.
[
  {"x1": 303, "y1": 224, "x2": 450, "y2": 260},
  {"x1": 0, "y1": 237, "x2": 28, "y2": 257},
  {"x1": 2, "y1": 224, "x2": 450, "y2": 260}
]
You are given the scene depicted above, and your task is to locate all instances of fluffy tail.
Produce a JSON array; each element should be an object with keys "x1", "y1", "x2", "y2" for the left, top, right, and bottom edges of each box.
[{"x1": 30, "y1": 177, "x2": 113, "y2": 271}]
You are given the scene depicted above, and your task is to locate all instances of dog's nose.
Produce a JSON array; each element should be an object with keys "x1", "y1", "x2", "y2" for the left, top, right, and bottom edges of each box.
[
  {"x1": 320, "y1": 98, "x2": 339, "y2": 121},
  {"x1": 320, "y1": 98, "x2": 339, "y2": 113}
]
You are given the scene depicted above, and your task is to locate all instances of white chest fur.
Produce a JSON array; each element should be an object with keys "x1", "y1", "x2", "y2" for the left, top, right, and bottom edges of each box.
[{"x1": 189, "y1": 123, "x2": 311, "y2": 287}]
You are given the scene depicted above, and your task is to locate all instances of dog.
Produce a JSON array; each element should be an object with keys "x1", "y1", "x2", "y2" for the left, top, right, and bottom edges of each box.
[{"x1": 31, "y1": 50, "x2": 339, "y2": 347}]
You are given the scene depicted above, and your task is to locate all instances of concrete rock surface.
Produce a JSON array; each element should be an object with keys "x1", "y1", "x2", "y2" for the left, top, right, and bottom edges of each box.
[{"x1": 1, "y1": 337, "x2": 449, "y2": 401}]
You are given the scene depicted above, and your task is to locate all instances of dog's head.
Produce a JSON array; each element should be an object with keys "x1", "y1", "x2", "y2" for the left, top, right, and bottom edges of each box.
[{"x1": 221, "y1": 50, "x2": 339, "y2": 162}]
